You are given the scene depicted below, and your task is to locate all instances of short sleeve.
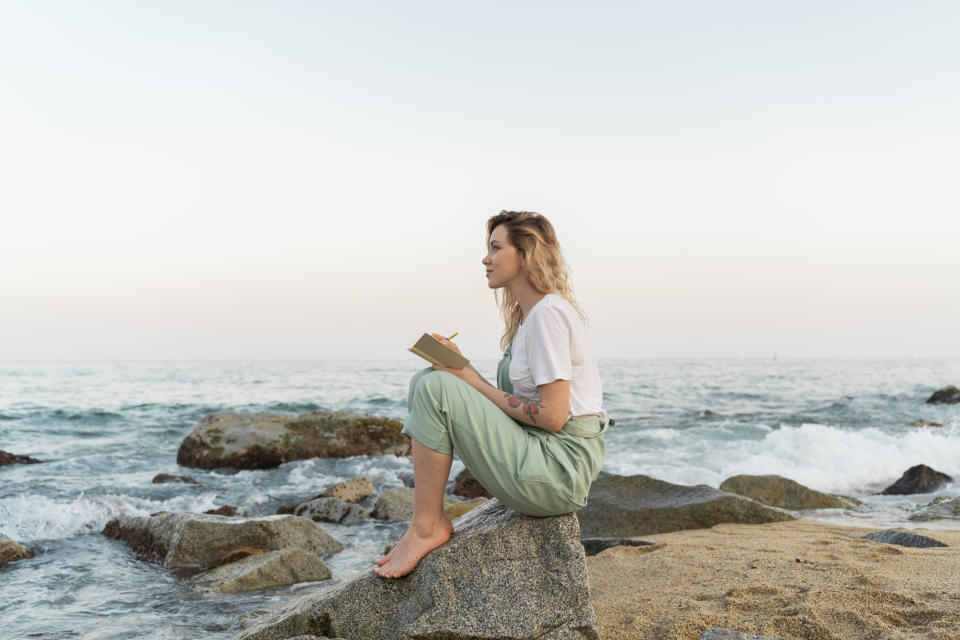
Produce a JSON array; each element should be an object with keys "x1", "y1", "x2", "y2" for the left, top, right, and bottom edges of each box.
[{"x1": 525, "y1": 304, "x2": 572, "y2": 386}]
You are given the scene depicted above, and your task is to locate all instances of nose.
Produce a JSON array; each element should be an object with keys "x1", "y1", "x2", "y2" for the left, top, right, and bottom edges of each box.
[{"x1": 482, "y1": 254, "x2": 491, "y2": 265}]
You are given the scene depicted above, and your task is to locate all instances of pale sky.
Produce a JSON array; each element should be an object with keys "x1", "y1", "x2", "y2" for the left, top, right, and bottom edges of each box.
[{"x1": 1, "y1": 1, "x2": 957, "y2": 360}]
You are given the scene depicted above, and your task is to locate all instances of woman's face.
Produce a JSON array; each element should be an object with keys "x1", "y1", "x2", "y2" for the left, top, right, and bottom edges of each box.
[{"x1": 482, "y1": 224, "x2": 523, "y2": 289}]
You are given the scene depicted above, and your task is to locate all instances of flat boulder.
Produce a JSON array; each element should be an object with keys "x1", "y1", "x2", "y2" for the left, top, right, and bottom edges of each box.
[
  {"x1": 0, "y1": 449, "x2": 41, "y2": 466},
  {"x1": 926, "y1": 385, "x2": 960, "y2": 404},
  {"x1": 910, "y1": 496, "x2": 960, "y2": 522},
  {"x1": 909, "y1": 419, "x2": 942, "y2": 428},
  {"x1": 577, "y1": 472, "x2": 796, "y2": 538},
  {"x1": 176, "y1": 411, "x2": 410, "y2": 470},
  {"x1": 862, "y1": 528, "x2": 947, "y2": 548},
  {"x1": 719, "y1": 474, "x2": 859, "y2": 510},
  {"x1": 234, "y1": 499, "x2": 599, "y2": 640},
  {"x1": 0, "y1": 534, "x2": 35, "y2": 566},
  {"x1": 371, "y1": 487, "x2": 486, "y2": 521},
  {"x1": 880, "y1": 464, "x2": 953, "y2": 495},
  {"x1": 294, "y1": 498, "x2": 370, "y2": 524},
  {"x1": 101, "y1": 512, "x2": 342, "y2": 569},
  {"x1": 318, "y1": 476, "x2": 374, "y2": 503},
  {"x1": 191, "y1": 548, "x2": 332, "y2": 594}
]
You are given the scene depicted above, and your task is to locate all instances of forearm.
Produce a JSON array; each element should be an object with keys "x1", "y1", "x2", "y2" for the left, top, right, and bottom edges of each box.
[{"x1": 472, "y1": 379, "x2": 560, "y2": 433}]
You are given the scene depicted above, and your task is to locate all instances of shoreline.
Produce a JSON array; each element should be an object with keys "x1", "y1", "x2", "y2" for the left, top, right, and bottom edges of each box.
[{"x1": 587, "y1": 518, "x2": 960, "y2": 640}]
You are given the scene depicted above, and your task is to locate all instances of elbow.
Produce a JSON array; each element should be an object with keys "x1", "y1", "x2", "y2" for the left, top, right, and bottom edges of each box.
[{"x1": 546, "y1": 415, "x2": 567, "y2": 433}]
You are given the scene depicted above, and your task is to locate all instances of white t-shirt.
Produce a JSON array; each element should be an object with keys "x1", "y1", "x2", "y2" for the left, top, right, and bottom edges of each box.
[{"x1": 508, "y1": 293, "x2": 604, "y2": 419}]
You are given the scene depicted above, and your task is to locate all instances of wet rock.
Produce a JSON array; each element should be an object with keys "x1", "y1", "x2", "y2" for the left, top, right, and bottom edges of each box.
[
  {"x1": 909, "y1": 496, "x2": 960, "y2": 522},
  {"x1": 101, "y1": 512, "x2": 342, "y2": 569},
  {"x1": 234, "y1": 499, "x2": 599, "y2": 640},
  {"x1": 370, "y1": 487, "x2": 486, "y2": 521},
  {"x1": 152, "y1": 473, "x2": 197, "y2": 484},
  {"x1": 576, "y1": 472, "x2": 796, "y2": 538},
  {"x1": 191, "y1": 549, "x2": 332, "y2": 594},
  {"x1": 862, "y1": 528, "x2": 947, "y2": 548},
  {"x1": 205, "y1": 505, "x2": 243, "y2": 517},
  {"x1": 177, "y1": 411, "x2": 410, "y2": 470},
  {"x1": 580, "y1": 538, "x2": 655, "y2": 556},
  {"x1": 880, "y1": 464, "x2": 953, "y2": 495},
  {"x1": 0, "y1": 534, "x2": 35, "y2": 566},
  {"x1": 452, "y1": 468, "x2": 492, "y2": 499},
  {"x1": 213, "y1": 546, "x2": 265, "y2": 568},
  {"x1": 719, "y1": 474, "x2": 859, "y2": 510},
  {"x1": 699, "y1": 630, "x2": 785, "y2": 640},
  {"x1": 926, "y1": 385, "x2": 960, "y2": 404},
  {"x1": 909, "y1": 419, "x2": 942, "y2": 428},
  {"x1": 318, "y1": 476, "x2": 374, "y2": 503},
  {"x1": 0, "y1": 449, "x2": 42, "y2": 466},
  {"x1": 294, "y1": 498, "x2": 371, "y2": 524}
]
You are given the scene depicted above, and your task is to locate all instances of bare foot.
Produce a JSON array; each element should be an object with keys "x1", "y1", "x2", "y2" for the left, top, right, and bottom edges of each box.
[
  {"x1": 374, "y1": 516, "x2": 454, "y2": 578},
  {"x1": 375, "y1": 529, "x2": 409, "y2": 566}
]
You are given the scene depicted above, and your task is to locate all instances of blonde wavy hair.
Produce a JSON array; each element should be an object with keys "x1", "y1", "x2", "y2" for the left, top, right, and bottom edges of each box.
[{"x1": 486, "y1": 210, "x2": 588, "y2": 350}]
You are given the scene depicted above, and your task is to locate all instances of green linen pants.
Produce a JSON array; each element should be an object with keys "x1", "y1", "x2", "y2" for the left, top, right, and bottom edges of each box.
[{"x1": 400, "y1": 343, "x2": 607, "y2": 517}]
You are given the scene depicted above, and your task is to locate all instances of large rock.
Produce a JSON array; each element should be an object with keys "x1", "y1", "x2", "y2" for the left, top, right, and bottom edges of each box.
[
  {"x1": 101, "y1": 512, "x2": 342, "y2": 569},
  {"x1": 926, "y1": 385, "x2": 960, "y2": 404},
  {"x1": 862, "y1": 528, "x2": 947, "y2": 548},
  {"x1": 177, "y1": 411, "x2": 410, "y2": 470},
  {"x1": 0, "y1": 535, "x2": 35, "y2": 566},
  {"x1": 370, "y1": 487, "x2": 486, "y2": 521},
  {"x1": 910, "y1": 496, "x2": 960, "y2": 522},
  {"x1": 294, "y1": 498, "x2": 370, "y2": 524},
  {"x1": 234, "y1": 499, "x2": 599, "y2": 640},
  {"x1": 318, "y1": 476, "x2": 374, "y2": 503},
  {"x1": 452, "y1": 468, "x2": 493, "y2": 499},
  {"x1": 719, "y1": 474, "x2": 859, "y2": 510},
  {"x1": 576, "y1": 472, "x2": 796, "y2": 538},
  {"x1": 191, "y1": 549, "x2": 332, "y2": 594},
  {"x1": 880, "y1": 464, "x2": 953, "y2": 495},
  {"x1": 0, "y1": 449, "x2": 41, "y2": 466}
]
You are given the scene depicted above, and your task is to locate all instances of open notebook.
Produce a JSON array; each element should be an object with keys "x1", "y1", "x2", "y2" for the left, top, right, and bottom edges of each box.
[{"x1": 408, "y1": 333, "x2": 471, "y2": 369}]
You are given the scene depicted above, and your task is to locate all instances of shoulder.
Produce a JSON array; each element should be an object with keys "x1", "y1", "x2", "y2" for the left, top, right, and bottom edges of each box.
[{"x1": 532, "y1": 294, "x2": 579, "y2": 324}]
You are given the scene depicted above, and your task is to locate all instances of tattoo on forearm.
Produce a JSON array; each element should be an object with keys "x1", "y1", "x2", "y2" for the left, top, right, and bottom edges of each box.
[{"x1": 504, "y1": 392, "x2": 543, "y2": 423}]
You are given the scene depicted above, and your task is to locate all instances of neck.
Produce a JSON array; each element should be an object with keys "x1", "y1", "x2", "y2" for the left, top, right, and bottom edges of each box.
[{"x1": 509, "y1": 279, "x2": 547, "y2": 322}]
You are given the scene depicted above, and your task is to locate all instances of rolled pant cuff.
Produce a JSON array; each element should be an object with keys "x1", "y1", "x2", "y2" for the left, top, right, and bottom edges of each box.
[{"x1": 401, "y1": 418, "x2": 453, "y2": 455}]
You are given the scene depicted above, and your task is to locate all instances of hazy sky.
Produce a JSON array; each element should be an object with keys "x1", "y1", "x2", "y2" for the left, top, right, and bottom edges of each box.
[{"x1": 1, "y1": 1, "x2": 957, "y2": 360}]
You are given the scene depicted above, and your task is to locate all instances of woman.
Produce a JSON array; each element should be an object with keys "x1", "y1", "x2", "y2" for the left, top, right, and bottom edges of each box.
[{"x1": 375, "y1": 210, "x2": 608, "y2": 579}]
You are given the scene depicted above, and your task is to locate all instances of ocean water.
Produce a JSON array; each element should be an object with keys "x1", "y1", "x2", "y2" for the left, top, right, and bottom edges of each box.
[{"x1": 2, "y1": 357, "x2": 959, "y2": 639}]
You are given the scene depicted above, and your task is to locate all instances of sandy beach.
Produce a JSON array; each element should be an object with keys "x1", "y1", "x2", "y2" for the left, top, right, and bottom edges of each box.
[{"x1": 587, "y1": 520, "x2": 960, "y2": 639}]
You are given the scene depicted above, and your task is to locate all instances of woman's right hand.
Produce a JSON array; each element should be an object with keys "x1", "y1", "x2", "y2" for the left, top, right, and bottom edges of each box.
[{"x1": 431, "y1": 333, "x2": 462, "y2": 354}]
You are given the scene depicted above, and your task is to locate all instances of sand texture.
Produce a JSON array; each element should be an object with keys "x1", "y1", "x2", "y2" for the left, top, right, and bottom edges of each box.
[{"x1": 586, "y1": 519, "x2": 960, "y2": 639}]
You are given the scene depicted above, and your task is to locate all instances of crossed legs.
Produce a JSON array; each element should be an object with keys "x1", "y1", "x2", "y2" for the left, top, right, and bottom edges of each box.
[{"x1": 374, "y1": 436, "x2": 455, "y2": 578}]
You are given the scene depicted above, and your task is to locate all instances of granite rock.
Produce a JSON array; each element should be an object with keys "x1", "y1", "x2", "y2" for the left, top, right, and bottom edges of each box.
[
  {"x1": 101, "y1": 512, "x2": 342, "y2": 569},
  {"x1": 910, "y1": 496, "x2": 960, "y2": 522},
  {"x1": 177, "y1": 411, "x2": 409, "y2": 470},
  {"x1": 234, "y1": 499, "x2": 599, "y2": 640},
  {"x1": 152, "y1": 473, "x2": 197, "y2": 484},
  {"x1": 317, "y1": 476, "x2": 374, "y2": 503},
  {"x1": 577, "y1": 472, "x2": 796, "y2": 538},
  {"x1": 862, "y1": 528, "x2": 947, "y2": 548},
  {"x1": 0, "y1": 534, "x2": 35, "y2": 566},
  {"x1": 880, "y1": 464, "x2": 953, "y2": 495},
  {"x1": 719, "y1": 474, "x2": 859, "y2": 510},
  {"x1": 191, "y1": 548, "x2": 332, "y2": 593},
  {"x1": 371, "y1": 487, "x2": 486, "y2": 521},
  {"x1": 452, "y1": 468, "x2": 493, "y2": 499},
  {"x1": 294, "y1": 498, "x2": 370, "y2": 524},
  {"x1": 0, "y1": 449, "x2": 41, "y2": 466},
  {"x1": 926, "y1": 385, "x2": 960, "y2": 404}
]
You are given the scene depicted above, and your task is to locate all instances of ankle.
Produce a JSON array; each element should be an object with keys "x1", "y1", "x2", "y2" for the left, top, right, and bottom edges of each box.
[{"x1": 410, "y1": 515, "x2": 450, "y2": 538}]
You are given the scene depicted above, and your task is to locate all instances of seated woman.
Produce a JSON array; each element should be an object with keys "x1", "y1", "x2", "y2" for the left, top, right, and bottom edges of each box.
[{"x1": 375, "y1": 210, "x2": 608, "y2": 579}]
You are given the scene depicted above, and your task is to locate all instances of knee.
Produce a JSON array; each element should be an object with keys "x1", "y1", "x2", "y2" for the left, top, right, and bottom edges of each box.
[
  {"x1": 408, "y1": 368, "x2": 445, "y2": 411},
  {"x1": 408, "y1": 367, "x2": 434, "y2": 395}
]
